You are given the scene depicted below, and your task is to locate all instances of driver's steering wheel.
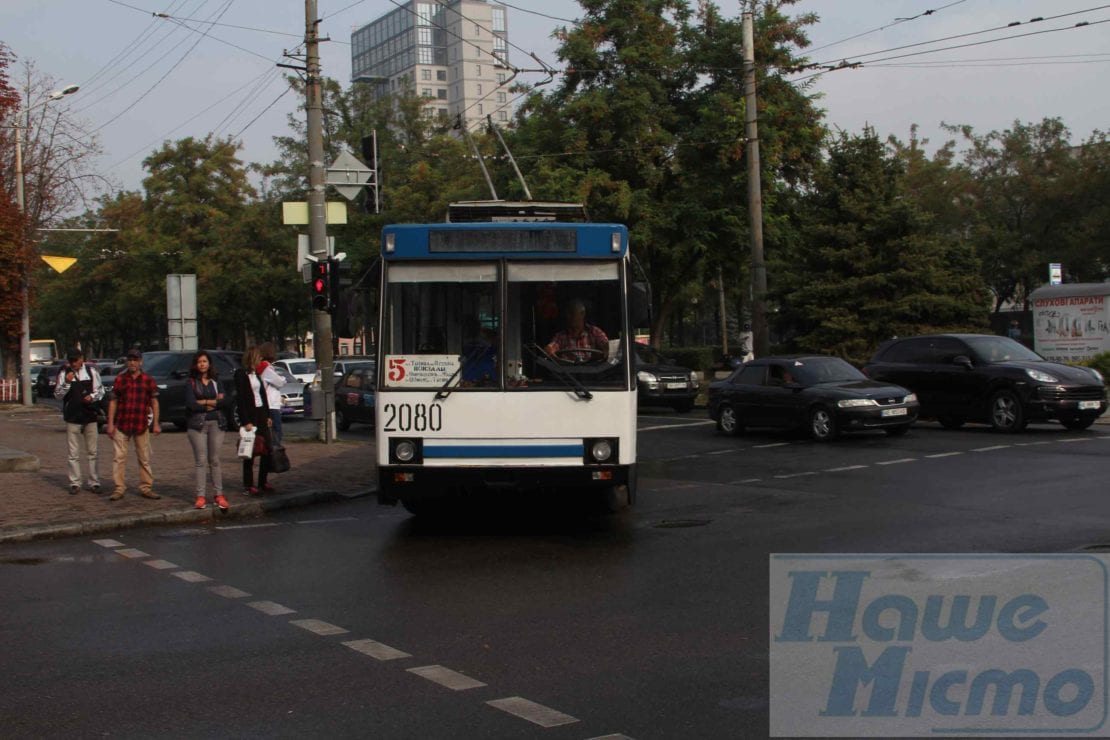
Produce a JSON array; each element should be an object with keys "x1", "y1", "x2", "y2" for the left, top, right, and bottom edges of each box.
[{"x1": 553, "y1": 347, "x2": 606, "y2": 364}]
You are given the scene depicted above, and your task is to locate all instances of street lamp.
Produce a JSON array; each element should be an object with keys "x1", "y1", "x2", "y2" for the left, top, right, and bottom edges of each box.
[{"x1": 13, "y1": 83, "x2": 79, "y2": 405}]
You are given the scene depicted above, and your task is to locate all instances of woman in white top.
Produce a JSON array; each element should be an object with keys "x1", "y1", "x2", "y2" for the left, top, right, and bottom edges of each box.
[{"x1": 256, "y1": 342, "x2": 287, "y2": 446}]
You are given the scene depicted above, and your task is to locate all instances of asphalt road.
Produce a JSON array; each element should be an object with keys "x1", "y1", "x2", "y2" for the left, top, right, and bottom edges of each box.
[{"x1": 3, "y1": 412, "x2": 1109, "y2": 738}]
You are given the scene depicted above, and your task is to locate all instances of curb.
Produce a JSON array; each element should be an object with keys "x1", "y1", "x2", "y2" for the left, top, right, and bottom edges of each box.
[
  {"x1": 0, "y1": 487, "x2": 377, "y2": 544},
  {"x1": 0, "y1": 447, "x2": 39, "y2": 472}
]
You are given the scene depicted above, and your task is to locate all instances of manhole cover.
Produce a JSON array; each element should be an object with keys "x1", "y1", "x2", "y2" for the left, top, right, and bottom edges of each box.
[{"x1": 654, "y1": 519, "x2": 712, "y2": 529}]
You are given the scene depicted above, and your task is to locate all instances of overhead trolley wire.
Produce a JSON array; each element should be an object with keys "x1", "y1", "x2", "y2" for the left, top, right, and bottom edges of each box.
[{"x1": 806, "y1": 0, "x2": 968, "y2": 55}]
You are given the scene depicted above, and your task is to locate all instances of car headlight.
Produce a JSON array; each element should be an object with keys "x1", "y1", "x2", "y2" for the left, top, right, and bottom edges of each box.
[
  {"x1": 1025, "y1": 368, "x2": 1059, "y2": 383},
  {"x1": 903, "y1": 393, "x2": 918, "y2": 403},
  {"x1": 688, "y1": 370, "x2": 699, "y2": 389},
  {"x1": 1089, "y1": 367, "x2": 1105, "y2": 383},
  {"x1": 637, "y1": 371, "x2": 659, "y2": 389},
  {"x1": 837, "y1": 399, "x2": 878, "y2": 408}
]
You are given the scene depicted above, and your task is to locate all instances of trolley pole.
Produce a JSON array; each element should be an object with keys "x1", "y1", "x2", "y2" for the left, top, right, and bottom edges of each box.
[
  {"x1": 743, "y1": 10, "x2": 769, "y2": 358},
  {"x1": 305, "y1": 0, "x2": 335, "y2": 442}
]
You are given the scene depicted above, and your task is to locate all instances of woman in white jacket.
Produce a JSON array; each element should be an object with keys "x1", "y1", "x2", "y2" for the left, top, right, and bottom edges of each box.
[{"x1": 256, "y1": 342, "x2": 287, "y2": 445}]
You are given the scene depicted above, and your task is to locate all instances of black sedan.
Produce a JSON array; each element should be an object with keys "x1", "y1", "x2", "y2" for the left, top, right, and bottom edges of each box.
[
  {"x1": 708, "y1": 356, "x2": 919, "y2": 441},
  {"x1": 335, "y1": 365, "x2": 376, "y2": 431}
]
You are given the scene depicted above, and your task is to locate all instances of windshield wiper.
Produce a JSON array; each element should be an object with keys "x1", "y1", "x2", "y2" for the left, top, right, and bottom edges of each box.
[
  {"x1": 434, "y1": 345, "x2": 492, "y2": 400},
  {"x1": 524, "y1": 343, "x2": 593, "y2": 400}
]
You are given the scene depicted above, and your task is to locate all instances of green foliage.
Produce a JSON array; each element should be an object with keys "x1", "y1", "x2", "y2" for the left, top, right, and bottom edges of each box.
[
  {"x1": 660, "y1": 345, "x2": 717, "y2": 373},
  {"x1": 1079, "y1": 351, "x2": 1110, "y2": 386}
]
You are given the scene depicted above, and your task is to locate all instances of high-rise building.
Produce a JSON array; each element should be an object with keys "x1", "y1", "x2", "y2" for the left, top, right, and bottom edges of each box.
[{"x1": 351, "y1": 0, "x2": 511, "y2": 128}]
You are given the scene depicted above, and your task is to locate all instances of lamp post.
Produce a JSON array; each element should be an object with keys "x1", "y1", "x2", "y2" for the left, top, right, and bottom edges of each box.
[{"x1": 13, "y1": 83, "x2": 79, "y2": 405}]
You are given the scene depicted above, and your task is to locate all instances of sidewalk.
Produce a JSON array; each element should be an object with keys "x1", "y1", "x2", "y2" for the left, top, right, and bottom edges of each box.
[{"x1": 0, "y1": 404, "x2": 378, "y2": 544}]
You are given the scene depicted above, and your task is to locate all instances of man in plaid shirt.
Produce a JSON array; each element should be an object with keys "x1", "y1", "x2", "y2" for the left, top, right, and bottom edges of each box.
[
  {"x1": 106, "y1": 348, "x2": 162, "y2": 500},
  {"x1": 545, "y1": 298, "x2": 610, "y2": 363}
]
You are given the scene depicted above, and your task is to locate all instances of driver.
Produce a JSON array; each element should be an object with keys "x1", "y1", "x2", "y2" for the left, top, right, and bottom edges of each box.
[{"x1": 545, "y1": 298, "x2": 609, "y2": 363}]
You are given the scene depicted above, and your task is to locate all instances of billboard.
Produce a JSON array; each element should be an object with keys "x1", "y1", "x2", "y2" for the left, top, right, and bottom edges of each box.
[{"x1": 1030, "y1": 284, "x2": 1110, "y2": 362}]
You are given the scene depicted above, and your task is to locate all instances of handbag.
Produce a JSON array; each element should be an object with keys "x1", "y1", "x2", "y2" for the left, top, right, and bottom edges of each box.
[
  {"x1": 268, "y1": 443, "x2": 291, "y2": 474},
  {"x1": 252, "y1": 429, "x2": 269, "y2": 457},
  {"x1": 237, "y1": 427, "x2": 256, "y2": 459}
]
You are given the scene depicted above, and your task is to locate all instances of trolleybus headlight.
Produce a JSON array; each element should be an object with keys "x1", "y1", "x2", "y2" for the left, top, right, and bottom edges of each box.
[
  {"x1": 591, "y1": 439, "x2": 613, "y2": 462},
  {"x1": 395, "y1": 440, "x2": 417, "y2": 462}
]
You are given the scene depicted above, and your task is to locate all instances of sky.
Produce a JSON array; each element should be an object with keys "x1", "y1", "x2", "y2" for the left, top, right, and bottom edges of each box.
[{"x1": 2, "y1": 0, "x2": 1108, "y2": 198}]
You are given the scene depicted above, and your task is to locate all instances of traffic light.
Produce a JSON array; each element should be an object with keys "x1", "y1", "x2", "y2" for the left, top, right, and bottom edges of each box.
[{"x1": 311, "y1": 260, "x2": 331, "y2": 312}]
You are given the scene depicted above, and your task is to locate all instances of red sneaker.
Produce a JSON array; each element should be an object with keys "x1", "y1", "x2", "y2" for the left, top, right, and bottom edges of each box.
[
  {"x1": 243, "y1": 487, "x2": 259, "y2": 497},
  {"x1": 262, "y1": 483, "x2": 275, "y2": 493},
  {"x1": 194, "y1": 496, "x2": 206, "y2": 509},
  {"x1": 214, "y1": 494, "x2": 229, "y2": 511}
]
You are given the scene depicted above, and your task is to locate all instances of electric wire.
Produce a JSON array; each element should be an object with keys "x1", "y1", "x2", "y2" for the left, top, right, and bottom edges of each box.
[
  {"x1": 230, "y1": 83, "x2": 294, "y2": 139},
  {"x1": 212, "y1": 67, "x2": 285, "y2": 137},
  {"x1": 806, "y1": 0, "x2": 968, "y2": 55},
  {"x1": 81, "y1": 0, "x2": 191, "y2": 91},
  {"x1": 496, "y1": 1, "x2": 577, "y2": 24}
]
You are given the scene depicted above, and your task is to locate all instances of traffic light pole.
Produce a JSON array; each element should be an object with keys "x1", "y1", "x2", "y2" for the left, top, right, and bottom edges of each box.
[{"x1": 305, "y1": 0, "x2": 335, "y2": 443}]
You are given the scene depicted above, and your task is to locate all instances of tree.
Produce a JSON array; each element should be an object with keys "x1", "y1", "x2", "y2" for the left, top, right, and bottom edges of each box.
[
  {"x1": 776, "y1": 129, "x2": 988, "y2": 363},
  {"x1": 0, "y1": 42, "x2": 26, "y2": 377}
]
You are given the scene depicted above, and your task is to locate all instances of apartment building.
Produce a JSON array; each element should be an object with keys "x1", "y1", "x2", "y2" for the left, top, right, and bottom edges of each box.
[{"x1": 351, "y1": 0, "x2": 512, "y2": 128}]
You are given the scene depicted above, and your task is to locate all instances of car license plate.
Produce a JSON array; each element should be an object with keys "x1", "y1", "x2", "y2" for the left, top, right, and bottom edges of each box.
[
  {"x1": 881, "y1": 407, "x2": 908, "y2": 417},
  {"x1": 1079, "y1": 400, "x2": 1100, "y2": 410},
  {"x1": 665, "y1": 382, "x2": 687, "y2": 389}
]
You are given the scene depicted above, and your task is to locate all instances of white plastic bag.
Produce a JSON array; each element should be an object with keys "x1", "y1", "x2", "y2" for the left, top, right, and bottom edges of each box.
[{"x1": 237, "y1": 427, "x2": 256, "y2": 459}]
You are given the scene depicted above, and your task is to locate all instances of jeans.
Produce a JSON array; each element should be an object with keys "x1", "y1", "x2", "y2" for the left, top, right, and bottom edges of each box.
[
  {"x1": 65, "y1": 422, "x2": 99, "y2": 487},
  {"x1": 112, "y1": 430, "x2": 153, "y2": 495},
  {"x1": 187, "y1": 419, "x2": 224, "y2": 497},
  {"x1": 269, "y1": 409, "x2": 283, "y2": 446}
]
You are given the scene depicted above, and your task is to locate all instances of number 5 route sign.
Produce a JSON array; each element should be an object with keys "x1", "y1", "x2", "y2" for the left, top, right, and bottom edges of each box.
[{"x1": 383, "y1": 355, "x2": 459, "y2": 387}]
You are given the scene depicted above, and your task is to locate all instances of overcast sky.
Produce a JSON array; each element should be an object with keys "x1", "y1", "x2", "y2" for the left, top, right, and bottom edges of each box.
[{"x1": 2, "y1": 0, "x2": 1107, "y2": 197}]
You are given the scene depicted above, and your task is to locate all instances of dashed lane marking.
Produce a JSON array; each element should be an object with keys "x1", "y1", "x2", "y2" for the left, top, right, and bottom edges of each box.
[
  {"x1": 486, "y1": 696, "x2": 579, "y2": 727},
  {"x1": 876, "y1": 458, "x2": 916, "y2": 466},
  {"x1": 294, "y1": 517, "x2": 358, "y2": 524},
  {"x1": 706, "y1": 449, "x2": 734, "y2": 455},
  {"x1": 115, "y1": 548, "x2": 149, "y2": 559},
  {"x1": 1058, "y1": 438, "x2": 1094, "y2": 443},
  {"x1": 926, "y1": 452, "x2": 963, "y2": 458},
  {"x1": 290, "y1": 618, "x2": 349, "y2": 636},
  {"x1": 172, "y1": 570, "x2": 212, "y2": 583},
  {"x1": 729, "y1": 478, "x2": 763, "y2": 484},
  {"x1": 209, "y1": 585, "x2": 250, "y2": 599},
  {"x1": 216, "y1": 523, "x2": 282, "y2": 530},
  {"x1": 92, "y1": 539, "x2": 124, "y2": 548},
  {"x1": 753, "y1": 442, "x2": 791, "y2": 449},
  {"x1": 825, "y1": 465, "x2": 868, "y2": 472},
  {"x1": 143, "y1": 559, "x2": 178, "y2": 570},
  {"x1": 587, "y1": 735, "x2": 637, "y2": 740},
  {"x1": 408, "y1": 665, "x2": 487, "y2": 691},
  {"x1": 972, "y1": 445, "x2": 1010, "y2": 452},
  {"x1": 774, "y1": 471, "x2": 817, "y2": 479},
  {"x1": 343, "y1": 638, "x2": 412, "y2": 661},
  {"x1": 248, "y1": 600, "x2": 296, "y2": 616},
  {"x1": 638, "y1": 420, "x2": 716, "y2": 432}
]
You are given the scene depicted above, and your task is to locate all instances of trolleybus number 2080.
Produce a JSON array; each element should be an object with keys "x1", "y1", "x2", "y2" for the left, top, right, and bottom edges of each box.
[{"x1": 380, "y1": 402, "x2": 443, "y2": 433}]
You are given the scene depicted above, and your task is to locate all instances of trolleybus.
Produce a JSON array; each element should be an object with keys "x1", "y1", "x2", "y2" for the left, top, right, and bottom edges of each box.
[{"x1": 375, "y1": 202, "x2": 642, "y2": 515}]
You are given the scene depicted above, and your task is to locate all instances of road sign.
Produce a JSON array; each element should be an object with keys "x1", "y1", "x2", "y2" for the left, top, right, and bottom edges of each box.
[
  {"x1": 282, "y1": 201, "x2": 348, "y2": 225},
  {"x1": 326, "y1": 150, "x2": 374, "y2": 202},
  {"x1": 41, "y1": 256, "x2": 77, "y2": 273},
  {"x1": 1049, "y1": 262, "x2": 1063, "y2": 286}
]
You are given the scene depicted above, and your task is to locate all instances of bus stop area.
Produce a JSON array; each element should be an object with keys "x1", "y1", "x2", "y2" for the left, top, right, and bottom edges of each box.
[{"x1": 0, "y1": 404, "x2": 377, "y2": 543}]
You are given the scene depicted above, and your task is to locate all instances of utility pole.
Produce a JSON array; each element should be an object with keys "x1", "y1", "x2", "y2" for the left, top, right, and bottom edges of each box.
[
  {"x1": 305, "y1": 0, "x2": 335, "y2": 442},
  {"x1": 717, "y1": 265, "x2": 729, "y2": 356},
  {"x1": 742, "y1": 10, "x2": 769, "y2": 358}
]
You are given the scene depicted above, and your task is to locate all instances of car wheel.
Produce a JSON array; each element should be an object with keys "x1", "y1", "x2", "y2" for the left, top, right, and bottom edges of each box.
[
  {"x1": 809, "y1": 405, "x2": 838, "y2": 442},
  {"x1": 989, "y1": 389, "x2": 1027, "y2": 432},
  {"x1": 672, "y1": 400, "x2": 694, "y2": 413},
  {"x1": 1060, "y1": 416, "x2": 1096, "y2": 431},
  {"x1": 938, "y1": 416, "x2": 965, "y2": 430},
  {"x1": 885, "y1": 425, "x2": 910, "y2": 437},
  {"x1": 337, "y1": 408, "x2": 352, "y2": 431},
  {"x1": 716, "y1": 404, "x2": 743, "y2": 435}
]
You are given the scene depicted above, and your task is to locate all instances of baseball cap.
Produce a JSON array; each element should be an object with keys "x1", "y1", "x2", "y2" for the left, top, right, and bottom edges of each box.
[{"x1": 126, "y1": 348, "x2": 142, "y2": 359}]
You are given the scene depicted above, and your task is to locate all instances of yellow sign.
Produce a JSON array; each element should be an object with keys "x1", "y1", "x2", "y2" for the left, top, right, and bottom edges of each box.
[
  {"x1": 282, "y1": 202, "x2": 348, "y2": 225},
  {"x1": 42, "y1": 256, "x2": 77, "y2": 273}
]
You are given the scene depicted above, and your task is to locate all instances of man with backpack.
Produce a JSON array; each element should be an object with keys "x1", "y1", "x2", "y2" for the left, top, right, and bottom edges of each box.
[{"x1": 53, "y1": 348, "x2": 105, "y2": 495}]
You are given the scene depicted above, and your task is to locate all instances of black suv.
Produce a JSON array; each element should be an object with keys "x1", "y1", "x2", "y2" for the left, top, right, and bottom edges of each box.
[
  {"x1": 634, "y1": 343, "x2": 699, "y2": 412},
  {"x1": 864, "y1": 334, "x2": 1107, "y2": 432},
  {"x1": 127, "y1": 350, "x2": 244, "y2": 430}
]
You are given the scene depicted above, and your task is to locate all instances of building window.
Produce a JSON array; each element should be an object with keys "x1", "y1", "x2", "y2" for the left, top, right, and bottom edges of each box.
[
  {"x1": 476, "y1": 84, "x2": 482, "y2": 95},
  {"x1": 418, "y1": 47, "x2": 433, "y2": 64},
  {"x1": 477, "y1": 104, "x2": 483, "y2": 115},
  {"x1": 421, "y1": 69, "x2": 431, "y2": 81},
  {"x1": 474, "y1": 23, "x2": 480, "y2": 37},
  {"x1": 438, "y1": 108, "x2": 448, "y2": 120},
  {"x1": 417, "y1": 3, "x2": 432, "y2": 24},
  {"x1": 422, "y1": 88, "x2": 432, "y2": 97},
  {"x1": 437, "y1": 70, "x2": 447, "y2": 81},
  {"x1": 497, "y1": 72, "x2": 506, "y2": 84},
  {"x1": 496, "y1": 91, "x2": 506, "y2": 103},
  {"x1": 498, "y1": 110, "x2": 507, "y2": 121},
  {"x1": 418, "y1": 27, "x2": 432, "y2": 45},
  {"x1": 492, "y1": 8, "x2": 505, "y2": 32},
  {"x1": 475, "y1": 64, "x2": 482, "y2": 76},
  {"x1": 437, "y1": 88, "x2": 447, "y2": 99}
]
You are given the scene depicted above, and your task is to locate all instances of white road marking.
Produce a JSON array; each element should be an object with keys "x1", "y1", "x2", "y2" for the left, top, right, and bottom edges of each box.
[
  {"x1": 209, "y1": 585, "x2": 250, "y2": 599},
  {"x1": 172, "y1": 570, "x2": 212, "y2": 583},
  {"x1": 486, "y1": 697, "x2": 579, "y2": 727},
  {"x1": 290, "y1": 619, "x2": 348, "y2": 636},
  {"x1": 216, "y1": 523, "x2": 282, "y2": 530},
  {"x1": 408, "y1": 665, "x2": 487, "y2": 691},
  {"x1": 729, "y1": 478, "x2": 763, "y2": 484},
  {"x1": 248, "y1": 600, "x2": 296, "y2": 616},
  {"x1": 294, "y1": 517, "x2": 358, "y2": 524},
  {"x1": 1026, "y1": 441, "x2": 1052, "y2": 445},
  {"x1": 825, "y1": 465, "x2": 868, "y2": 472},
  {"x1": 774, "y1": 471, "x2": 817, "y2": 479},
  {"x1": 972, "y1": 445, "x2": 1010, "y2": 452},
  {"x1": 753, "y1": 442, "x2": 791, "y2": 449},
  {"x1": 706, "y1": 449, "x2": 734, "y2": 455},
  {"x1": 587, "y1": 735, "x2": 637, "y2": 740},
  {"x1": 638, "y1": 420, "x2": 716, "y2": 432},
  {"x1": 343, "y1": 638, "x2": 412, "y2": 661},
  {"x1": 143, "y1": 559, "x2": 178, "y2": 570},
  {"x1": 115, "y1": 548, "x2": 149, "y2": 559},
  {"x1": 876, "y1": 458, "x2": 916, "y2": 466},
  {"x1": 926, "y1": 452, "x2": 963, "y2": 458},
  {"x1": 1058, "y1": 438, "x2": 1094, "y2": 443},
  {"x1": 92, "y1": 539, "x2": 124, "y2": 548}
]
